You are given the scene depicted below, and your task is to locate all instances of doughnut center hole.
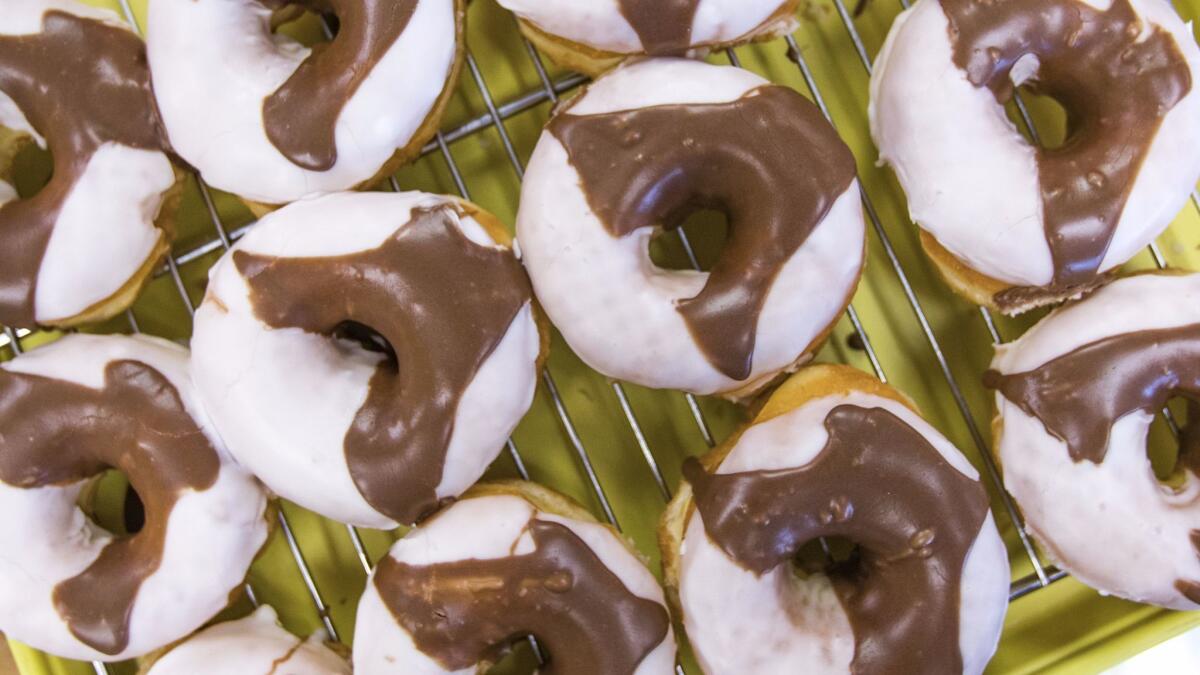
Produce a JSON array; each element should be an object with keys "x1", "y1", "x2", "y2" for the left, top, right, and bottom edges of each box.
[
  {"x1": 332, "y1": 320, "x2": 397, "y2": 371},
  {"x1": 648, "y1": 209, "x2": 729, "y2": 272},
  {"x1": 76, "y1": 469, "x2": 144, "y2": 536},
  {"x1": 1009, "y1": 86, "x2": 1070, "y2": 151},
  {"x1": 1149, "y1": 396, "x2": 1200, "y2": 490},
  {"x1": 7, "y1": 138, "x2": 53, "y2": 197},
  {"x1": 481, "y1": 638, "x2": 541, "y2": 674},
  {"x1": 269, "y1": 3, "x2": 338, "y2": 44},
  {"x1": 791, "y1": 536, "x2": 858, "y2": 580}
]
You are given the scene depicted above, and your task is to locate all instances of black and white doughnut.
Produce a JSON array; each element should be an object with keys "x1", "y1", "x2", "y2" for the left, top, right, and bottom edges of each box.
[
  {"x1": 146, "y1": 0, "x2": 463, "y2": 206},
  {"x1": 192, "y1": 192, "x2": 542, "y2": 528},
  {"x1": 354, "y1": 482, "x2": 677, "y2": 674},
  {"x1": 145, "y1": 605, "x2": 348, "y2": 674},
  {"x1": 0, "y1": 0, "x2": 180, "y2": 328},
  {"x1": 987, "y1": 272, "x2": 1200, "y2": 608},
  {"x1": 518, "y1": 58, "x2": 865, "y2": 399},
  {"x1": 0, "y1": 334, "x2": 269, "y2": 661},
  {"x1": 871, "y1": 0, "x2": 1200, "y2": 312},
  {"x1": 662, "y1": 365, "x2": 1010, "y2": 674}
]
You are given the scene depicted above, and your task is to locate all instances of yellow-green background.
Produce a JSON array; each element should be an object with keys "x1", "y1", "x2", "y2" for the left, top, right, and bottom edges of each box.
[{"x1": 5, "y1": 0, "x2": 1200, "y2": 672}]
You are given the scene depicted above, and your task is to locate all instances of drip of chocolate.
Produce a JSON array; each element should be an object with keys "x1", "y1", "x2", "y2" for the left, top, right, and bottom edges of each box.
[
  {"x1": 0, "y1": 11, "x2": 171, "y2": 328},
  {"x1": 548, "y1": 86, "x2": 856, "y2": 381},
  {"x1": 0, "y1": 360, "x2": 221, "y2": 655},
  {"x1": 616, "y1": 0, "x2": 701, "y2": 55},
  {"x1": 985, "y1": 323, "x2": 1200, "y2": 464},
  {"x1": 261, "y1": 0, "x2": 419, "y2": 171},
  {"x1": 234, "y1": 205, "x2": 532, "y2": 524},
  {"x1": 684, "y1": 405, "x2": 989, "y2": 674},
  {"x1": 940, "y1": 0, "x2": 1192, "y2": 298},
  {"x1": 373, "y1": 518, "x2": 670, "y2": 673}
]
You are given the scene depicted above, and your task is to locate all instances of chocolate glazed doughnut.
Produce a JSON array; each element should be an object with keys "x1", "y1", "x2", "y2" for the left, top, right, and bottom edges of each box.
[
  {"x1": 0, "y1": 334, "x2": 268, "y2": 661},
  {"x1": 0, "y1": 1, "x2": 180, "y2": 328},
  {"x1": 988, "y1": 272, "x2": 1200, "y2": 608},
  {"x1": 496, "y1": 0, "x2": 800, "y2": 75},
  {"x1": 147, "y1": 0, "x2": 464, "y2": 205},
  {"x1": 518, "y1": 59, "x2": 866, "y2": 398},
  {"x1": 660, "y1": 365, "x2": 1010, "y2": 674},
  {"x1": 871, "y1": 0, "x2": 1200, "y2": 313},
  {"x1": 353, "y1": 482, "x2": 677, "y2": 674},
  {"x1": 192, "y1": 192, "x2": 543, "y2": 528}
]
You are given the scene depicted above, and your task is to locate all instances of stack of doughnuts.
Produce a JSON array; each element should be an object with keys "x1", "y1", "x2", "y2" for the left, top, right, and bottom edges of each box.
[{"x1": 6, "y1": 0, "x2": 1200, "y2": 671}]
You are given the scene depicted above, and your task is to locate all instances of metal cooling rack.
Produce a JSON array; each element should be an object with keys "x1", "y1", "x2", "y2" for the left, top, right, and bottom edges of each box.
[{"x1": 3, "y1": 0, "x2": 1200, "y2": 673}]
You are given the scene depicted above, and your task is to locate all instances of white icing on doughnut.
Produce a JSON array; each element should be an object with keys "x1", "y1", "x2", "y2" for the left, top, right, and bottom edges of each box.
[
  {"x1": 192, "y1": 192, "x2": 540, "y2": 528},
  {"x1": 36, "y1": 143, "x2": 173, "y2": 323},
  {"x1": 990, "y1": 273, "x2": 1200, "y2": 608},
  {"x1": 517, "y1": 58, "x2": 865, "y2": 396},
  {"x1": 0, "y1": 334, "x2": 269, "y2": 661},
  {"x1": 496, "y1": 0, "x2": 793, "y2": 54},
  {"x1": 145, "y1": 0, "x2": 458, "y2": 205},
  {"x1": 147, "y1": 605, "x2": 349, "y2": 674},
  {"x1": 870, "y1": 0, "x2": 1200, "y2": 287},
  {"x1": 678, "y1": 391, "x2": 1010, "y2": 675},
  {"x1": 353, "y1": 494, "x2": 676, "y2": 674},
  {"x1": 0, "y1": 179, "x2": 14, "y2": 205}
]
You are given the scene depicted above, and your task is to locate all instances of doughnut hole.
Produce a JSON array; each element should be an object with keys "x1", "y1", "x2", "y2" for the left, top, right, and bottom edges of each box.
[
  {"x1": 269, "y1": 2, "x2": 336, "y2": 44},
  {"x1": 8, "y1": 136, "x2": 52, "y2": 197},
  {"x1": 1149, "y1": 397, "x2": 1200, "y2": 491},
  {"x1": 332, "y1": 319, "x2": 397, "y2": 369},
  {"x1": 75, "y1": 470, "x2": 144, "y2": 536},
  {"x1": 791, "y1": 536, "x2": 858, "y2": 580},
  {"x1": 1007, "y1": 87, "x2": 1069, "y2": 150},
  {"x1": 648, "y1": 208, "x2": 729, "y2": 272}
]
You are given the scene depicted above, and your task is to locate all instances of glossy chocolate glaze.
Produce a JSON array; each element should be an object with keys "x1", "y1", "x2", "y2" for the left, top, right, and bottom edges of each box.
[
  {"x1": 684, "y1": 404, "x2": 989, "y2": 674},
  {"x1": 234, "y1": 205, "x2": 531, "y2": 524},
  {"x1": 985, "y1": 323, "x2": 1200, "y2": 464},
  {"x1": 373, "y1": 517, "x2": 670, "y2": 673},
  {"x1": 616, "y1": 0, "x2": 701, "y2": 55},
  {"x1": 261, "y1": 0, "x2": 419, "y2": 171},
  {"x1": 0, "y1": 11, "x2": 171, "y2": 328},
  {"x1": 0, "y1": 360, "x2": 220, "y2": 655},
  {"x1": 548, "y1": 85, "x2": 856, "y2": 381},
  {"x1": 941, "y1": 0, "x2": 1191, "y2": 298}
]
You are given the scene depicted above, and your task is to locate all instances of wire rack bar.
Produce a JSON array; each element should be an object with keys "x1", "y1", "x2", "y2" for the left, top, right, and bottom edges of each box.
[{"x1": 788, "y1": 7, "x2": 1051, "y2": 589}]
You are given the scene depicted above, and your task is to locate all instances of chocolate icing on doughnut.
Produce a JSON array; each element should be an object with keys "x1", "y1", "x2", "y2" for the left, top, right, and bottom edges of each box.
[
  {"x1": 373, "y1": 518, "x2": 670, "y2": 673},
  {"x1": 548, "y1": 85, "x2": 856, "y2": 381},
  {"x1": 261, "y1": 0, "x2": 419, "y2": 171},
  {"x1": 941, "y1": 0, "x2": 1192, "y2": 297},
  {"x1": 0, "y1": 360, "x2": 220, "y2": 655},
  {"x1": 233, "y1": 205, "x2": 532, "y2": 524},
  {"x1": 616, "y1": 0, "x2": 701, "y2": 55},
  {"x1": 0, "y1": 11, "x2": 171, "y2": 328},
  {"x1": 985, "y1": 323, "x2": 1200, "y2": 464},
  {"x1": 683, "y1": 404, "x2": 989, "y2": 674}
]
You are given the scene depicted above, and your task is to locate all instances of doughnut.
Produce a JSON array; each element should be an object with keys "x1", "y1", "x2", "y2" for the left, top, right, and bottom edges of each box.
[
  {"x1": 661, "y1": 365, "x2": 1010, "y2": 674},
  {"x1": 518, "y1": 58, "x2": 865, "y2": 399},
  {"x1": 192, "y1": 191, "x2": 543, "y2": 528},
  {"x1": 986, "y1": 271, "x2": 1200, "y2": 608},
  {"x1": 496, "y1": 0, "x2": 800, "y2": 75},
  {"x1": 143, "y1": 605, "x2": 349, "y2": 674},
  {"x1": 354, "y1": 481, "x2": 677, "y2": 674},
  {"x1": 0, "y1": 333, "x2": 269, "y2": 661},
  {"x1": 870, "y1": 0, "x2": 1200, "y2": 313},
  {"x1": 0, "y1": 0, "x2": 181, "y2": 329},
  {"x1": 146, "y1": 0, "x2": 464, "y2": 207}
]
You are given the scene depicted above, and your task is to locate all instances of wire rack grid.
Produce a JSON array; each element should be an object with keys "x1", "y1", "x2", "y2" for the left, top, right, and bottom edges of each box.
[{"x1": 4, "y1": 0, "x2": 1200, "y2": 673}]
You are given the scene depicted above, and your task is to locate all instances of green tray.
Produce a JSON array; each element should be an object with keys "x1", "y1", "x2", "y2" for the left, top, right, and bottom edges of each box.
[{"x1": 7, "y1": 0, "x2": 1200, "y2": 672}]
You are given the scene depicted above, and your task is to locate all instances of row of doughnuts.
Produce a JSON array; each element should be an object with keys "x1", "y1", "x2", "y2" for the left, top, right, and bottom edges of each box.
[{"x1": 2, "y1": 0, "x2": 1200, "y2": 673}]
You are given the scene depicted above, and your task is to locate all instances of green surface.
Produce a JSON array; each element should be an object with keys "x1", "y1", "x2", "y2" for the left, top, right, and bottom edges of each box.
[{"x1": 6, "y1": 0, "x2": 1200, "y2": 673}]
